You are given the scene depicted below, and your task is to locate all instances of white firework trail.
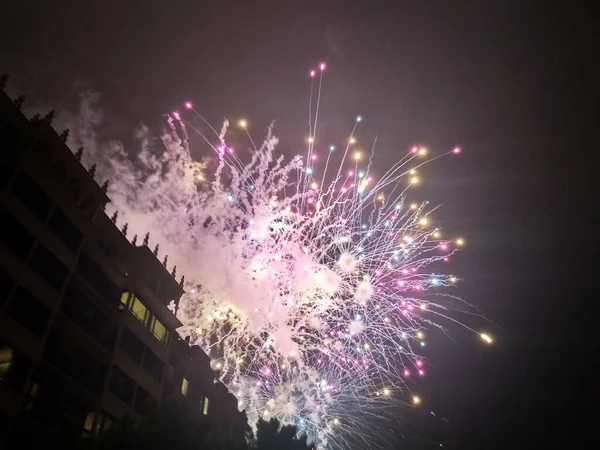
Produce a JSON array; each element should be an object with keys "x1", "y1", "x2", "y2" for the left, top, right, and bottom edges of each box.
[{"x1": 65, "y1": 64, "x2": 486, "y2": 449}]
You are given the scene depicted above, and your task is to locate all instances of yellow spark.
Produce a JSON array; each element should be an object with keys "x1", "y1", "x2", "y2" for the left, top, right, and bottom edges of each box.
[
  {"x1": 409, "y1": 169, "x2": 417, "y2": 175},
  {"x1": 411, "y1": 176, "x2": 419, "y2": 184},
  {"x1": 413, "y1": 395, "x2": 421, "y2": 405},
  {"x1": 197, "y1": 174, "x2": 204, "y2": 181},
  {"x1": 450, "y1": 276, "x2": 457, "y2": 283},
  {"x1": 354, "y1": 151, "x2": 361, "y2": 160},
  {"x1": 433, "y1": 231, "x2": 440, "y2": 238},
  {"x1": 419, "y1": 217, "x2": 428, "y2": 226},
  {"x1": 333, "y1": 418, "x2": 340, "y2": 425},
  {"x1": 383, "y1": 317, "x2": 390, "y2": 323},
  {"x1": 375, "y1": 304, "x2": 381, "y2": 310},
  {"x1": 311, "y1": 182, "x2": 318, "y2": 189},
  {"x1": 420, "y1": 303, "x2": 427, "y2": 310},
  {"x1": 239, "y1": 119, "x2": 247, "y2": 128},
  {"x1": 377, "y1": 194, "x2": 384, "y2": 200},
  {"x1": 416, "y1": 331, "x2": 424, "y2": 339},
  {"x1": 480, "y1": 333, "x2": 493, "y2": 344},
  {"x1": 456, "y1": 238, "x2": 465, "y2": 246},
  {"x1": 410, "y1": 203, "x2": 418, "y2": 210},
  {"x1": 418, "y1": 147, "x2": 427, "y2": 156},
  {"x1": 215, "y1": 362, "x2": 222, "y2": 369},
  {"x1": 403, "y1": 235, "x2": 413, "y2": 243},
  {"x1": 363, "y1": 343, "x2": 370, "y2": 350},
  {"x1": 383, "y1": 388, "x2": 390, "y2": 396},
  {"x1": 349, "y1": 137, "x2": 356, "y2": 144},
  {"x1": 308, "y1": 137, "x2": 314, "y2": 143}
]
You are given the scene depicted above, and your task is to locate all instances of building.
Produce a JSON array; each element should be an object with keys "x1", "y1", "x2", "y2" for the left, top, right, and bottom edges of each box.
[{"x1": 0, "y1": 75, "x2": 247, "y2": 445}]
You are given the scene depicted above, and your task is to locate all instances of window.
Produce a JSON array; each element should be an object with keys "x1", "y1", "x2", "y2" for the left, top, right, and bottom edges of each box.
[
  {"x1": 62, "y1": 285, "x2": 117, "y2": 350},
  {"x1": 133, "y1": 386, "x2": 154, "y2": 414},
  {"x1": 43, "y1": 330, "x2": 107, "y2": 395},
  {"x1": 0, "y1": 346, "x2": 14, "y2": 380},
  {"x1": 48, "y1": 208, "x2": 82, "y2": 253},
  {"x1": 202, "y1": 396, "x2": 209, "y2": 415},
  {"x1": 131, "y1": 296, "x2": 149, "y2": 324},
  {"x1": 142, "y1": 349, "x2": 164, "y2": 382},
  {"x1": 150, "y1": 316, "x2": 168, "y2": 344},
  {"x1": 11, "y1": 171, "x2": 53, "y2": 221},
  {"x1": 28, "y1": 244, "x2": 69, "y2": 291},
  {"x1": 98, "y1": 413, "x2": 115, "y2": 434},
  {"x1": 109, "y1": 367, "x2": 135, "y2": 404},
  {"x1": 77, "y1": 254, "x2": 120, "y2": 305},
  {"x1": 181, "y1": 377, "x2": 189, "y2": 396},
  {"x1": 119, "y1": 292, "x2": 130, "y2": 307},
  {"x1": 120, "y1": 292, "x2": 170, "y2": 345},
  {"x1": 83, "y1": 412, "x2": 97, "y2": 435},
  {"x1": 0, "y1": 343, "x2": 32, "y2": 391},
  {"x1": 0, "y1": 268, "x2": 14, "y2": 308},
  {"x1": 6, "y1": 287, "x2": 51, "y2": 337},
  {"x1": 119, "y1": 327, "x2": 144, "y2": 363},
  {"x1": 0, "y1": 206, "x2": 36, "y2": 259}
]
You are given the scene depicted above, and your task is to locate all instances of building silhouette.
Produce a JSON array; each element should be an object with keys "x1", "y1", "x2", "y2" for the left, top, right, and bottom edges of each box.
[{"x1": 0, "y1": 75, "x2": 246, "y2": 445}]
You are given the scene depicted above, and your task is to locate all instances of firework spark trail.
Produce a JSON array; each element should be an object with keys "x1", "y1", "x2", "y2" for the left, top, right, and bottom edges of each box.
[{"x1": 67, "y1": 64, "x2": 488, "y2": 449}]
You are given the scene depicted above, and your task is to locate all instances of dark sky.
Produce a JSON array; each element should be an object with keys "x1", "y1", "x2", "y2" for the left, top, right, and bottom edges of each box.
[{"x1": 2, "y1": 1, "x2": 595, "y2": 448}]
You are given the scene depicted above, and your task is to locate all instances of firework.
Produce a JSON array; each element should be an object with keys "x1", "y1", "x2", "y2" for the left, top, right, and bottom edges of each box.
[{"x1": 74, "y1": 64, "x2": 485, "y2": 449}]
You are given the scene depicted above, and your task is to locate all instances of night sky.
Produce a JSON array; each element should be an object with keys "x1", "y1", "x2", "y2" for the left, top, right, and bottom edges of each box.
[{"x1": 1, "y1": 1, "x2": 595, "y2": 448}]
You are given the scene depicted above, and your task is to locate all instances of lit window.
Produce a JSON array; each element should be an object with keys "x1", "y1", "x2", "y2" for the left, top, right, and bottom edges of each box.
[
  {"x1": 150, "y1": 316, "x2": 168, "y2": 344},
  {"x1": 120, "y1": 292, "x2": 130, "y2": 307},
  {"x1": 131, "y1": 296, "x2": 149, "y2": 324},
  {"x1": 202, "y1": 396, "x2": 209, "y2": 415},
  {"x1": 83, "y1": 412, "x2": 96, "y2": 434},
  {"x1": 0, "y1": 346, "x2": 14, "y2": 380},
  {"x1": 181, "y1": 377, "x2": 189, "y2": 396}
]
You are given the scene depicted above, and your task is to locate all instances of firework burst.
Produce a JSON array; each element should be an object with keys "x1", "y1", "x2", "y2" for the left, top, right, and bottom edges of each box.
[{"x1": 74, "y1": 64, "x2": 487, "y2": 449}]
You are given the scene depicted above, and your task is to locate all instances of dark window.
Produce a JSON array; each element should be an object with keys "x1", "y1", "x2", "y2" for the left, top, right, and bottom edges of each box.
[
  {"x1": 98, "y1": 413, "x2": 115, "y2": 434},
  {"x1": 62, "y1": 286, "x2": 117, "y2": 351},
  {"x1": 0, "y1": 268, "x2": 14, "y2": 308},
  {"x1": 76, "y1": 254, "x2": 120, "y2": 306},
  {"x1": 6, "y1": 287, "x2": 51, "y2": 337},
  {"x1": 133, "y1": 386, "x2": 154, "y2": 414},
  {"x1": 109, "y1": 367, "x2": 135, "y2": 404},
  {"x1": 29, "y1": 244, "x2": 69, "y2": 291},
  {"x1": 142, "y1": 349, "x2": 164, "y2": 382},
  {"x1": 0, "y1": 206, "x2": 36, "y2": 259},
  {"x1": 43, "y1": 330, "x2": 107, "y2": 395},
  {"x1": 11, "y1": 171, "x2": 53, "y2": 221},
  {"x1": 119, "y1": 327, "x2": 144, "y2": 363},
  {"x1": 48, "y1": 208, "x2": 82, "y2": 253}
]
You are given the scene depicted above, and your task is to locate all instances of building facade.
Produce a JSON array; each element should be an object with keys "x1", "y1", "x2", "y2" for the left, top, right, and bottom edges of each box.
[{"x1": 0, "y1": 75, "x2": 246, "y2": 445}]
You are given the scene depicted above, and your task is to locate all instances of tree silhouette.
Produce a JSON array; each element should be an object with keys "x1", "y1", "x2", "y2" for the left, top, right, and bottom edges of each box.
[
  {"x1": 252, "y1": 418, "x2": 313, "y2": 450},
  {"x1": 96, "y1": 398, "x2": 235, "y2": 450}
]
